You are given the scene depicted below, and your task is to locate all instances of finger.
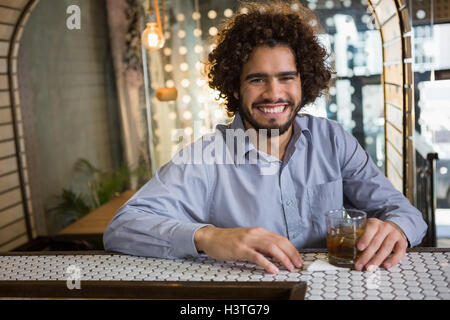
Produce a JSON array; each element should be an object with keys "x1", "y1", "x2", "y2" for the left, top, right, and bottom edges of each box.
[
  {"x1": 355, "y1": 228, "x2": 390, "y2": 271},
  {"x1": 259, "y1": 242, "x2": 296, "y2": 271},
  {"x1": 365, "y1": 234, "x2": 397, "y2": 270},
  {"x1": 357, "y1": 219, "x2": 380, "y2": 251},
  {"x1": 246, "y1": 249, "x2": 280, "y2": 274},
  {"x1": 249, "y1": 229, "x2": 303, "y2": 269},
  {"x1": 276, "y1": 238, "x2": 303, "y2": 268},
  {"x1": 383, "y1": 240, "x2": 407, "y2": 269}
]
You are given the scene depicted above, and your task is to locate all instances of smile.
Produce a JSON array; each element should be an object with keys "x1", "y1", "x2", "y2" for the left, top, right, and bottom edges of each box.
[{"x1": 255, "y1": 104, "x2": 288, "y2": 116}]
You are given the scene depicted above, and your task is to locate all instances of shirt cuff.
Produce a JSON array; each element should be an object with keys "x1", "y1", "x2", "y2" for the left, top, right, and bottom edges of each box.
[
  {"x1": 170, "y1": 223, "x2": 213, "y2": 258},
  {"x1": 384, "y1": 216, "x2": 419, "y2": 248}
]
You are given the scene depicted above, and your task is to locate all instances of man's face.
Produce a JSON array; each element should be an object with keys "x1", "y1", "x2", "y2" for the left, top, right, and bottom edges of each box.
[{"x1": 235, "y1": 45, "x2": 302, "y2": 136}]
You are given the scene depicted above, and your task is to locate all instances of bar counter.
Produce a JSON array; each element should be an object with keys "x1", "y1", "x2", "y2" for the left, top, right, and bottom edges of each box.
[{"x1": 0, "y1": 248, "x2": 449, "y2": 300}]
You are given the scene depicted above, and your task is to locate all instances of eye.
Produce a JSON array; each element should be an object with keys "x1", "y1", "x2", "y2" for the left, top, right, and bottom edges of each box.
[
  {"x1": 249, "y1": 78, "x2": 264, "y2": 84},
  {"x1": 280, "y1": 76, "x2": 295, "y2": 81}
]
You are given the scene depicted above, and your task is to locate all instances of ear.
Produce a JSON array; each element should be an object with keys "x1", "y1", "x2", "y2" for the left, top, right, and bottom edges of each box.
[{"x1": 233, "y1": 91, "x2": 239, "y2": 100}]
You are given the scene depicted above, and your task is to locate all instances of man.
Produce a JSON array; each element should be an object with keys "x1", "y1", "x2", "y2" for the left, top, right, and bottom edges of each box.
[{"x1": 104, "y1": 1, "x2": 427, "y2": 274}]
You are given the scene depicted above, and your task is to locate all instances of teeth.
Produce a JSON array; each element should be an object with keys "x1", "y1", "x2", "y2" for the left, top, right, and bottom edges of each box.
[{"x1": 258, "y1": 105, "x2": 286, "y2": 113}]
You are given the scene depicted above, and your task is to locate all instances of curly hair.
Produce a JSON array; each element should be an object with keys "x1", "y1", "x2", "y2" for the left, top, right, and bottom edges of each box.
[{"x1": 205, "y1": 0, "x2": 333, "y2": 117}]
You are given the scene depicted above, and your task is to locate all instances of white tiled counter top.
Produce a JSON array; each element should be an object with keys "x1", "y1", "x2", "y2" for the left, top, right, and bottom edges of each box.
[{"x1": 0, "y1": 248, "x2": 449, "y2": 300}]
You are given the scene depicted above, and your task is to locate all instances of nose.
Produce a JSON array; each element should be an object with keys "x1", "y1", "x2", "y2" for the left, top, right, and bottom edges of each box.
[{"x1": 262, "y1": 79, "x2": 283, "y2": 102}]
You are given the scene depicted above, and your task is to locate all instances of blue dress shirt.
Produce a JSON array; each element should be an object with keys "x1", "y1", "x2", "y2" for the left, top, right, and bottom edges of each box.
[{"x1": 103, "y1": 113, "x2": 427, "y2": 258}]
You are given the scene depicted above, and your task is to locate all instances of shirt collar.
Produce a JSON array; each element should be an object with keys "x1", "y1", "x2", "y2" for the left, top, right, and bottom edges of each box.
[
  {"x1": 222, "y1": 113, "x2": 312, "y2": 165},
  {"x1": 226, "y1": 113, "x2": 257, "y2": 163},
  {"x1": 295, "y1": 113, "x2": 313, "y2": 146}
]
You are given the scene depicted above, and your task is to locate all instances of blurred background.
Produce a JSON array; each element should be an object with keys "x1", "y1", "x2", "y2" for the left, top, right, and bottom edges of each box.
[{"x1": 0, "y1": 0, "x2": 449, "y2": 251}]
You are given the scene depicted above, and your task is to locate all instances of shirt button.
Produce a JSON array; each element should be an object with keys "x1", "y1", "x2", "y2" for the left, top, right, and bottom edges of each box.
[{"x1": 286, "y1": 200, "x2": 293, "y2": 206}]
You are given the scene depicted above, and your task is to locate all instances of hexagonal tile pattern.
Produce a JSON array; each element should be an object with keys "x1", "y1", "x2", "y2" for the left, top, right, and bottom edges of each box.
[{"x1": 0, "y1": 251, "x2": 449, "y2": 299}]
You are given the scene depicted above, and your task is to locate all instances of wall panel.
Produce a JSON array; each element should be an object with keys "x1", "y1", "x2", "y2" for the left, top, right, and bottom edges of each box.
[
  {"x1": 369, "y1": 0, "x2": 415, "y2": 202},
  {"x1": 0, "y1": 0, "x2": 38, "y2": 250}
]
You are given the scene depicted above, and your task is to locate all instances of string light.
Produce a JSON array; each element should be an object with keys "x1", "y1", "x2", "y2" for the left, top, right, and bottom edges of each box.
[
  {"x1": 208, "y1": 10, "x2": 217, "y2": 19},
  {"x1": 178, "y1": 29, "x2": 186, "y2": 39},
  {"x1": 179, "y1": 46, "x2": 188, "y2": 55},
  {"x1": 183, "y1": 95, "x2": 192, "y2": 104},
  {"x1": 180, "y1": 62, "x2": 189, "y2": 71},
  {"x1": 141, "y1": 0, "x2": 165, "y2": 51},
  {"x1": 194, "y1": 45, "x2": 203, "y2": 54},
  {"x1": 193, "y1": 28, "x2": 202, "y2": 37},
  {"x1": 181, "y1": 79, "x2": 190, "y2": 88},
  {"x1": 183, "y1": 110, "x2": 193, "y2": 120},
  {"x1": 224, "y1": 9, "x2": 233, "y2": 18},
  {"x1": 196, "y1": 79, "x2": 206, "y2": 87},
  {"x1": 176, "y1": 13, "x2": 185, "y2": 22},
  {"x1": 184, "y1": 127, "x2": 193, "y2": 136},
  {"x1": 209, "y1": 27, "x2": 218, "y2": 36},
  {"x1": 164, "y1": 64, "x2": 173, "y2": 72}
]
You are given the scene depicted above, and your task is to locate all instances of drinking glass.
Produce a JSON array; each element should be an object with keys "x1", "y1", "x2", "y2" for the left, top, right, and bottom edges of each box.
[{"x1": 325, "y1": 209, "x2": 367, "y2": 268}]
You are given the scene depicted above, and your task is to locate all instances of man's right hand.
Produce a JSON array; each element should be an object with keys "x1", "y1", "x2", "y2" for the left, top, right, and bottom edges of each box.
[{"x1": 194, "y1": 226, "x2": 303, "y2": 274}]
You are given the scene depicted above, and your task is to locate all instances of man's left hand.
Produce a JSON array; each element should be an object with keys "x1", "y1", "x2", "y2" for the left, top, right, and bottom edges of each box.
[{"x1": 355, "y1": 218, "x2": 408, "y2": 271}]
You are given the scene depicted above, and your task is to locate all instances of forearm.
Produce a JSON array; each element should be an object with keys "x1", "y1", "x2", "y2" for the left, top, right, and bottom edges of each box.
[
  {"x1": 103, "y1": 208, "x2": 211, "y2": 259},
  {"x1": 340, "y1": 128, "x2": 428, "y2": 248}
]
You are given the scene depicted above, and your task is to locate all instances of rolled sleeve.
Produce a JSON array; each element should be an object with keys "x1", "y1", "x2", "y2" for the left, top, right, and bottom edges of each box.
[{"x1": 339, "y1": 128, "x2": 428, "y2": 247}]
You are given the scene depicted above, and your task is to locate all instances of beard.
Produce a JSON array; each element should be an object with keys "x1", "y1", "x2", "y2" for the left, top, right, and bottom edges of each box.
[{"x1": 238, "y1": 99, "x2": 303, "y2": 137}]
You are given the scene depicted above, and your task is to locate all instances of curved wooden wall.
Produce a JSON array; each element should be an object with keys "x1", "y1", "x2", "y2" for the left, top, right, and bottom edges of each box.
[
  {"x1": 0, "y1": 0, "x2": 414, "y2": 250},
  {"x1": 368, "y1": 0, "x2": 415, "y2": 203},
  {"x1": 0, "y1": 0, "x2": 39, "y2": 251}
]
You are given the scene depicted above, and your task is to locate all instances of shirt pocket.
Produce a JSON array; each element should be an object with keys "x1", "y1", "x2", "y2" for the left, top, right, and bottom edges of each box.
[{"x1": 307, "y1": 178, "x2": 344, "y2": 234}]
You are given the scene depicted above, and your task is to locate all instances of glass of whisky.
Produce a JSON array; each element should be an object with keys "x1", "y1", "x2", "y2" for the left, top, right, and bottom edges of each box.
[{"x1": 325, "y1": 209, "x2": 367, "y2": 268}]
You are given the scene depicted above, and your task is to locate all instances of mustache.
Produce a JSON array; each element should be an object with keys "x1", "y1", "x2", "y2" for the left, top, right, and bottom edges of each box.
[{"x1": 252, "y1": 99, "x2": 294, "y2": 107}]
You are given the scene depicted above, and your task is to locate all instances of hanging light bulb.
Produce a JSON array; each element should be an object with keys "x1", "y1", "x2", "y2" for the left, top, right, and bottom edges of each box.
[
  {"x1": 142, "y1": 0, "x2": 165, "y2": 50},
  {"x1": 142, "y1": 21, "x2": 164, "y2": 50}
]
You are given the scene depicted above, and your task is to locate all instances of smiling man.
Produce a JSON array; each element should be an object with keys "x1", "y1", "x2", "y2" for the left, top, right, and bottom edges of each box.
[
  {"x1": 104, "y1": 1, "x2": 427, "y2": 274},
  {"x1": 238, "y1": 46, "x2": 301, "y2": 133},
  {"x1": 237, "y1": 45, "x2": 302, "y2": 161}
]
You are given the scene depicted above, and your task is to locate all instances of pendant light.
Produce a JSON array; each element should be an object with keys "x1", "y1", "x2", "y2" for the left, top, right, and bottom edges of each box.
[{"x1": 142, "y1": 0, "x2": 165, "y2": 50}]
